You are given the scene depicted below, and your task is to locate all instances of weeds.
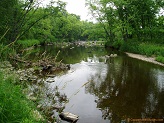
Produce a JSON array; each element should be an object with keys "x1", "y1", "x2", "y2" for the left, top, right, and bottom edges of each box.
[
  {"x1": 156, "y1": 56, "x2": 164, "y2": 64},
  {"x1": 0, "y1": 71, "x2": 43, "y2": 123},
  {"x1": 121, "y1": 41, "x2": 164, "y2": 57},
  {"x1": 17, "y1": 39, "x2": 40, "y2": 48},
  {"x1": 0, "y1": 44, "x2": 17, "y2": 60},
  {"x1": 120, "y1": 41, "x2": 164, "y2": 64},
  {"x1": 138, "y1": 43, "x2": 164, "y2": 57}
]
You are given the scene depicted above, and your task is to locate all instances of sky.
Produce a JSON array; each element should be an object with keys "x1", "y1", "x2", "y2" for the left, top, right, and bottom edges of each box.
[
  {"x1": 62, "y1": 0, "x2": 90, "y2": 21},
  {"x1": 42, "y1": 0, "x2": 91, "y2": 21}
]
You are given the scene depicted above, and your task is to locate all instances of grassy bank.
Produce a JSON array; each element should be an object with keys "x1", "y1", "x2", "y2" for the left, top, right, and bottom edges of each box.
[
  {"x1": 120, "y1": 41, "x2": 164, "y2": 64},
  {"x1": 0, "y1": 70, "x2": 44, "y2": 123},
  {"x1": 17, "y1": 39, "x2": 40, "y2": 48}
]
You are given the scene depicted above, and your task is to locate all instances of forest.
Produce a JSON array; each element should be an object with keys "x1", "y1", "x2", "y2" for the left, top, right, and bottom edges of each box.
[
  {"x1": 0, "y1": 0, "x2": 164, "y2": 61},
  {"x1": 0, "y1": 0, "x2": 164, "y2": 122},
  {"x1": 86, "y1": 0, "x2": 164, "y2": 62},
  {"x1": 0, "y1": 0, "x2": 104, "y2": 46}
]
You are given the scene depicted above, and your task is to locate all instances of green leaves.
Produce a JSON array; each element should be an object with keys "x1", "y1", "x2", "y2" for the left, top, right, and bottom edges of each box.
[{"x1": 86, "y1": 0, "x2": 164, "y2": 44}]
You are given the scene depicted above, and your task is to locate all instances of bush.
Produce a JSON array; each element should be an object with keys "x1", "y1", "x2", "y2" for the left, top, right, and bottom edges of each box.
[
  {"x1": 0, "y1": 71, "x2": 42, "y2": 123},
  {"x1": 112, "y1": 40, "x2": 124, "y2": 49},
  {"x1": 120, "y1": 41, "x2": 140, "y2": 54}
]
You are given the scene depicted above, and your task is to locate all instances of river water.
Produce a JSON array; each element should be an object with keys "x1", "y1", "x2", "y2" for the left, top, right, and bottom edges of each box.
[{"x1": 40, "y1": 45, "x2": 164, "y2": 123}]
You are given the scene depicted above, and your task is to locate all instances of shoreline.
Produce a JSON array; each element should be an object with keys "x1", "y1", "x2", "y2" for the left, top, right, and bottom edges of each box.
[{"x1": 125, "y1": 52, "x2": 164, "y2": 67}]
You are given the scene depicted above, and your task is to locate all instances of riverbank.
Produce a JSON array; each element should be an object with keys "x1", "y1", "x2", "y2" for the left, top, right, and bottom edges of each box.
[
  {"x1": 0, "y1": 63, "x2": 44, "y2": 123},
  {"x1": 0, "y1": 58, "x2": 69, "y2": 122},
  {"x1": 126, "y1": 52, "x2": 164, "y2": 67}
]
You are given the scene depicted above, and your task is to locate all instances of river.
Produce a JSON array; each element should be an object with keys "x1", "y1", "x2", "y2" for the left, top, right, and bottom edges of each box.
[{"x1": 35, "y1": 45, "x2": 164, "y2": 123}]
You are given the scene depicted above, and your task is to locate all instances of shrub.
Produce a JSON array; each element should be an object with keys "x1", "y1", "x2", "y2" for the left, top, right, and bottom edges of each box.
[
  {"x1": 112, "y1": 40, "x2": 124, "y2": 49},
  {"x1": 120, "y1": 41, "x2": 140, "y2": 54}
]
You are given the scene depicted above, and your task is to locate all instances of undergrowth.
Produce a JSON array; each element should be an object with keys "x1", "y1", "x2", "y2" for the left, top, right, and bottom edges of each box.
[
  {"x1": 0, "y1": 71, "x2": 44, "y2": 123},
  {"x1": 156, "y1": 56, "x2": 164, "y2": 64},
  {"x1": 120, "y1": 41, "x2": 164, "y2": 57},
  {"x1": 17, "y1": 39, "x2": 40, "y2": 48},
  {"x1": 0, "y1": 44, "x2": 17, "y2": 60},
  {"x1": 116, "y1": 40, "x2": 164, "y2": 64}
]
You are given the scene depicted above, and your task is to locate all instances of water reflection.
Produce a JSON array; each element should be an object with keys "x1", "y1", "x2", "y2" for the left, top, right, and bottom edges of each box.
[
  {"x1": 29, "y1": 46, "x2": 108, "y2": 64},
  {"x1": 85, "y1": 56, "x2": 164, "y2": 122},
  {"x1": 41, "y1": 46, "x2": 164, "y2": 123}
]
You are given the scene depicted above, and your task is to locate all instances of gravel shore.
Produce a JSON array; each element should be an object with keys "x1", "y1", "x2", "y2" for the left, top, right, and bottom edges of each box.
[{"x1": 126, "y1": 52, "x2": 164, "y2": 67}]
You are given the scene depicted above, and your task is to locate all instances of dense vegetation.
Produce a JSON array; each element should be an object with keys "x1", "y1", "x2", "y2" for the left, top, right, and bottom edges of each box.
[
  {"x1": 86, "y1": 0, "x2": 164, "y2": 62},
  {"x1": 0, "y1": 0, "x2": 104, "y2": 47},
  {"x1": 0, "y1": 70, "x2": 43, "y2": 123},
  {"x1": 86, "y1": 0, "x2": 164, "y2": 43},
  {"x1": 1, "y1": 0, "x2": 163, "y2": 56}
]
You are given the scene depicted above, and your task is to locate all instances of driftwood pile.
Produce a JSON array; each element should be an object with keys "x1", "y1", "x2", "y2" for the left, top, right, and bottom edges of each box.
[{"x1": 9, "y1": 51, "x2": 70, "y2": 76}]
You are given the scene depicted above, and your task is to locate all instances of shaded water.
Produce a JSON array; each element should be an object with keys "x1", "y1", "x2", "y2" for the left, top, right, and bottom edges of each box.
[{"x1": 42, "y1": 46, "x2": 164, "y2": 123}]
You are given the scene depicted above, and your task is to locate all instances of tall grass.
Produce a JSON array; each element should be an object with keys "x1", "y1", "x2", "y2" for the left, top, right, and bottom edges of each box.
[
  {"x1": 17, "y1": 39, "x2": 40, "y2": 48},
  {"x1": 0, "y1": 71, "x2": 43, "y2": 123},
  {"x1": 156, "y1": 56, "x2": 164, "y2": 64},
  {"x1": 138, "y1": 43, "x2": 164, "y2": 57},
  {"x1": 120, "y1": 41, "x2": 164, "y2": 64},
  {"x1": 121, "y1": 41, "x2": 164, "y2": 56}
]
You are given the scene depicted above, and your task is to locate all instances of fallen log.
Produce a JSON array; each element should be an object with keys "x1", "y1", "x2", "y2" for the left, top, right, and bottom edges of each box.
[{"x1": 59, "y1": 112, "x2": 79, "y2": 123}]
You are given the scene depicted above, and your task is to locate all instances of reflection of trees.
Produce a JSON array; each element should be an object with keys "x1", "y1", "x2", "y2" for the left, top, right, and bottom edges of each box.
[
  {"x1": 85, "y1": 56, "x2": 164, "y2": 122},
  {"x1": 25, "y1": 45, "x2": 108, "y2": 64},
  {"x1": 27, "y1": 45, "x2": 111, "y2": 64},
  {"x1": 56, "y1": 46, "x2": 108, "y2": 64},
  {"x1": 155, "y1": 91, "x2": 164, "y2": 117}
]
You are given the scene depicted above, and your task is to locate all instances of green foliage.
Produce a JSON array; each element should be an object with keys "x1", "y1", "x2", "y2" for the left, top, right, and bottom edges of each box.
[
  {"x1": 112, "y1": 40, "x2": 124, "y2": 49},
  {"x1": 0, "y1": 71, "x2": 42, "y2": 123},
  {"x1": 121, "y1": 41, "x2": 164, "y2": 57},
  {"x1": 82, "y1": 22, "x2": 105, "y2": 41},
  {"x1": 17, "y1": 39, "x2": 40, "y2": 48},
  {"x1": 86, "y1": 0, "x2": 164, "y2": 42},
  {"x1": 0, "y1": 0, "x2": 107, "y2": 46},
  {"x1": 156, "y1": 56, "x2": 164, "y2": 64},
  {"x1": 120, "y1": 41, "x2": 140, "y2": 53},
  {"x1": 0, "y1": 0, "x2": 66, "y2": 44},
  {"x1": 0, "y1": 0, "x2": 19, "y2": 43},
  {"x1": 138, "y1": 43, "x2": 164, "y2": 56},
  {"x1": 0, "y1": 44, "x2": 17, "y2": 60},
  {"x1": 24, "y1": 8, "x2": 101, "y2": 43}
]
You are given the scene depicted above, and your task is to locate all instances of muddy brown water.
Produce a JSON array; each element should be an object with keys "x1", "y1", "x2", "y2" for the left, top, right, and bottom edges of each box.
[{"x1": 34, "y1": 45, "x2": 164, "y2": 123}]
